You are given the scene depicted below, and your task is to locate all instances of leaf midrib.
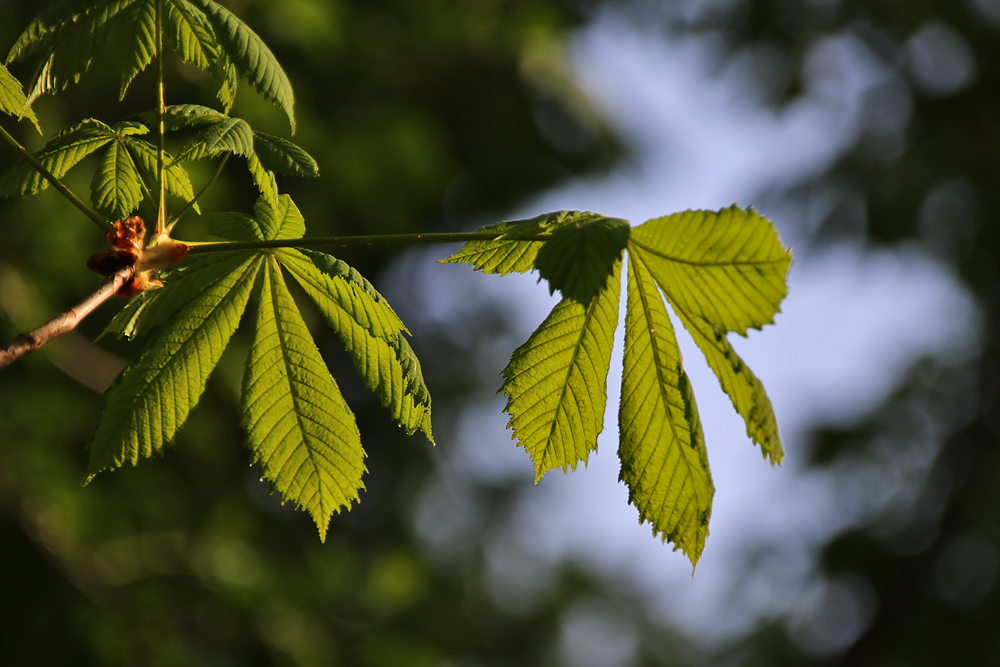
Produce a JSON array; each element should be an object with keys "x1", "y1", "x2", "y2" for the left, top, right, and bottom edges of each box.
[
  {"x1": 630, "y1": 237, "x2": 786, "y2": 268},
  {"x1": 266, "y1": 260, "x2": 329, "y2": 514}
]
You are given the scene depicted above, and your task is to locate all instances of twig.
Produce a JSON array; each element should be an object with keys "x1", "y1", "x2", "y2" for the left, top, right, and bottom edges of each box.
[
  {"x1": 0, "y1": 265, "x2": 135, "y2": 369},
  {"x1": 0, "y1": 122, "x2": 111, "y2": 232},
  {"x1": 185, "y1": 231, "x2": 554, "y2": 254}
]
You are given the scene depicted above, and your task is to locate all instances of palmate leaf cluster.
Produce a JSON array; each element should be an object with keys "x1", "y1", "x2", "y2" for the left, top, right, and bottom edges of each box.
[
  {"x1": 94, "y1": 195, "x2": 433, "y2": 539},
  {"x1": 0, "y1": 0, "x2": 792, "y2": 564},
  {"x1": 444, "y1": 206, "x2": 791, "y2": 565},
  {"x1": 0, "y1": 0, "x2": 310, "y2": 219}
]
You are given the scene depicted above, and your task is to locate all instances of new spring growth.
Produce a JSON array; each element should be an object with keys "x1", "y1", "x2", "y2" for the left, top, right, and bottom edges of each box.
[{"x1": 86, "y1": 216, "x2": 189, "y2": 297}]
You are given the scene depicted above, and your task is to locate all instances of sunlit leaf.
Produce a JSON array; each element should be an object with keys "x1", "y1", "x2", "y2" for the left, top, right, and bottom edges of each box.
[
  {"x1": 100, "y1": 252, "x2": 249, "y2": 341},
  {"x1": 91, "y1": 137, "x2": 144, "y2": 218},
  {"x1": 534, "y1": 216, "x2": 629, "y2": 303},
  {"x1": 0, "y1": 118, "x2": 113, "y2": 197},
  {"x1": 124, "y1": 137, "x2": 198, "y2": 211},
  {"x1": 165, "y1": 0, "x2": 218, "y2": 69},
  {"x1": 254, "y1": 193, "x2": 304, "y2": 241},
  {"x1": 253, "y1": 131, "x2": 319, "y2": 177},
  {"x1": 87, "y1": 253, "x2": 261, "y2": 476},
  {"x1": 171, "y1": 115, "x2": 253, "y2": 162},
  {"x1": 278, "y1": 248, "x2": 432, "y2": 440},
  {"x1": 111, "y1": 0, "x2": 156, "y2": 99},
  {"x1": 138, "y1": 103, "x2": 226, "y2": 130},
  {"x1": 630, "y1": 207, "x2": 789, "y2": 463},
  {"x1": 241, "y1": 257, "x2": 365, "y2": 540},
  {"x1": 440, "y1": 210, "x2": 603, "y2": 275},
  {"x1": 630, "y1": 206, "x2": 791, "y2": 335},
  {"x1": 502, "y1": 259, "x2": 622, "y2": 481},
  {"x1": 0, "y1": 63, "x2": 40, "y2": 132},
  {"x1": 246, "y1": 150, "x2": 278, "y2": 210},
  {"x1": 620, "y1": 250, "x2": 713, "y2": 566},
  {"x1": 18, "y1": 0, "x2": 139, "y2": 106},
  {"x1": 205, "y1": 211, "x2": 258, "y2": 242},
  {"x1": 188, "y1": 0, "x2": 296, "y2": 132}
]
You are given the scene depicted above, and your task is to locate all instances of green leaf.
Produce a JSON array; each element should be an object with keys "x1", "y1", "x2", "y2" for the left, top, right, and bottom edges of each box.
[
  {"x1": 205, "y1": 211, "x2": 259, "y2": 242},
  {"x1": 111, "y1": 121, "x2": 149, "y2": 137},
  {"x1": 254, "y1": 193, "x2": 305, "y2": 241},
  {"x1": 100, "y1": 252, "x2": 249, "y2": 341},
  {"x1": 91, "y1": 137, "x2": 144, "y2": 218},
  {"x1": 278, "y1": 248, "x2": 432, "y2": 440},
  {"x1": 0, "y1": 118, "x2": 114, "y2": 197},
  {"x1": 204, "y1": 194, "x2": 304, "y2": 242},
  {"x1": 165, "y1": 0, "x2": 218, "y2": 69},
  {"x1": 630, "y1": 207, "x2": 789, "y2": 463},
  {"x1": 671, "y1": 293, "x2": 783, "y2": 464},
  {"x1": 124, "y1": 137, "x2": 198, "y2": 212},
  {"x1": 216, "y1": 52, "x2": 237, "y2": 113},
  {"x1": 189, "y1": 0, "x2": 296, "y2": 132},
  {"x1": 440, "y1": 210, "x2": 603, "y2": 275},
  {"x1": 629, "y1": 206, "x2": 791, "y2": 335},
  {"x1": 0, "y1": 63, "x2": 40, "y2": 132},
  {"x1": 242, "y1": 257, "x2": 365, "y2": 540},
  {"x1": 246, "y1": 150, "x2": 278, "y2": 211},
  {"x1": 534, "y1": 216, "x2": 629, "y2": 304},
  {"x1": 87, "y1": 253, "x2": 261, "y2": 477},
  {"x1": 252, "y1": 131, "x2": 319, "y2": 177},
  {"x1": 5, "y1": 0, "x2": 100, "y2": 64},
  {"x1": 172, "y1": 116, "x2": 253, "y2": 162},
  {"x1": 278, "y1": 249, "x2": 406, "y2": 340},
  {"x1": 18, "y1": 0, "x2": 139, "y2": 106},
  {"x1": 620, "y1": 251, "x2": 713, "y2": 566},
  {"x1": 139, "y1": 104, "x2": 226, "y2": 130},
  {"x1": 502, "y1": 259, "x2": 622, "y2": 481},
  {"x1": 110, "y1": 0, "x2": 156, "y2": 99}
]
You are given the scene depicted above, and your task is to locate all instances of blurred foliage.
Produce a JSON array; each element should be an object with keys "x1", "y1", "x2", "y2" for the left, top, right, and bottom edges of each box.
[{"x1": 657, "y1": 0, "x2": 1000, "y2": 664}]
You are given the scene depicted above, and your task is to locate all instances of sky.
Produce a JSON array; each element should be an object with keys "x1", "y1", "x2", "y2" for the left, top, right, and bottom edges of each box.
[{"x1": 385, "y1": 11, "x2": 980, "y2": 660}]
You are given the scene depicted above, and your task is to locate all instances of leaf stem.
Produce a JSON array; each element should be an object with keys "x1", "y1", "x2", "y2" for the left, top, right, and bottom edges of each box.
[
  {"x1": 0, "y1": 264, "x2": 135, "y2": 369},
  {"x1": 185, "y1": 231, "x2": 554, "y2": 254},
  {"x1": 0, "y1": 122, "x2": 111, "y2": 232},
  {"x1": 166, "y1": 154, "x2": 229, "y2": 232},
  {"x1": 155, "y1": 0, "x2": 167, "y2": 236}
]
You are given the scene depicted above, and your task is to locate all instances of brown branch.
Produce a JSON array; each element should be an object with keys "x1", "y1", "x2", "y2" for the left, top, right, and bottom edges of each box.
[{"x1": 0, "y1": 265, "x2": 135, "y2": 369}]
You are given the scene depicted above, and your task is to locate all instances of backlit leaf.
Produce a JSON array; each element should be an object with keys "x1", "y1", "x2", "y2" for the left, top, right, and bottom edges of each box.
[
  {"x1": 254, "y1": 193, "x2": 305, "y2": 241},
  {"x1": 0, "y1": 118, "x2": 113, "y2": 197},
  {"x1": 246, "y1": 150, "x2": 278, "y2": 211},
  {"x1": 278, "y1": 249, "x2": 431, "y2": 440},
  {"x1": 205, "y1": 211, "x2": 259, "y2": 242},
  {"x1": 502, "y1": 259, "x2": 622, "y2": 481},
  {"x1": 241, "y1": 257, "x2": 365, "y2": 540},
  {"x1": 165, "y1": 0, "x2": 218, "y2": 69},
  {"x1": 19, "y1": 0, "x2": 139, "y2": 106},
  {"x1": 630, "y1": 206, "x2": 791, "y2": 335},
  {"x1": 630, "y1": 207, "x2": 788, "y2": 463},
  {"x1": 620, "y1": 250, "x2": 713, "y2": 566},
  {"x1": 172, "y1": 116, "x2": 253, "y2": 162},
  {"x1": 100, "y1": 252, "x2": 250, "y2": 341},
  {"x1": 91, "y1": 137, "x2": 144, "y2": 218},
  {"x1": 188, "y1": 0, "x2": 296, "y2": 132},
  {"x1": 124, "y1": 137, "x2": 198, "y2": 211},
  {"x1": 139, "y1": 103, "x2": 226, "y2": 130},
  {"x1": 441, "y1": 210, "x2": 601, "y2": 275},
  {"x1": 0, "y1": 63, "x2": 40, "y2": 132},
  {"x1": 87, "y1": 253, "x2": 261, "y2": 476},
  {"x1": 253, "y1": 131, "x2": 319, "y2": 177},
  {"x1": 534, "y1": 216, "x2": 629, "y2": 303},
  {"x1": 111, "y1": 0, "x2": 156, "y2": 99}
]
